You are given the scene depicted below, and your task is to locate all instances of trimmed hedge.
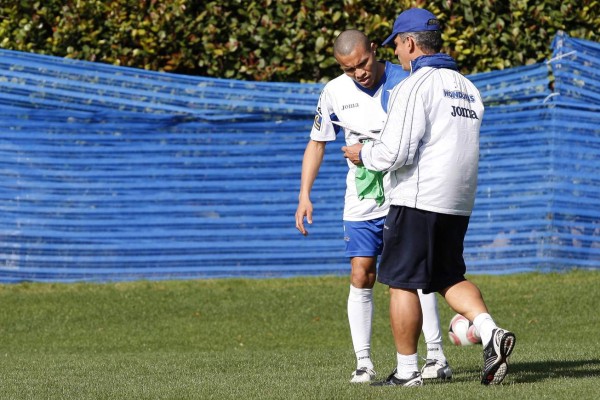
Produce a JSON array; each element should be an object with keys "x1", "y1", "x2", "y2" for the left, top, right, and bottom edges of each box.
[{"x1": 0, "y1": 0, "x2": 598, "y2": 82}]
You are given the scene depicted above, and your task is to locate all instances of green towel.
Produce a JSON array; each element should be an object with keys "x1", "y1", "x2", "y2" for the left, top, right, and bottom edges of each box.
[{"x1": 355, "y1": 165, "x2": 385, "y2": 206}]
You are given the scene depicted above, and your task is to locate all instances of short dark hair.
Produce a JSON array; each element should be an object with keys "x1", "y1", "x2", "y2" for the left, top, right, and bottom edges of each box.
[
  {"x1": 399, "y1": 31, "x2": 442, "y2": 54},
  {"x1": 334, "y1": 30, "x2": 371, "y2": 57}
]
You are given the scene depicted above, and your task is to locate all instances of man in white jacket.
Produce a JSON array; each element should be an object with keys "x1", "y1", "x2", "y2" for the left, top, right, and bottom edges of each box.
[{"x1": 342, "y1": 8, "x2": 516, "y2": 387}]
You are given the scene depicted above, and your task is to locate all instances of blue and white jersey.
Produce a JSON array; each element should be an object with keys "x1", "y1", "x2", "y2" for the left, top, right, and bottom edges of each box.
[
  {"x1": 310, "y1": 61, "x2": 408, "y2": 221},
  {"x1": 360, "y1": 55, "x2": 484, "y2": 216}
]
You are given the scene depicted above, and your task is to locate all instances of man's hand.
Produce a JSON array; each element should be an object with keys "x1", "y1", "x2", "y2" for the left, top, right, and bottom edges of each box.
[
  {"x1": 342, "y1": 143, "x2": 364, "y2": 165},
  {"x1": 295, "y1": 198, "x2": 313, "y2": 236}
]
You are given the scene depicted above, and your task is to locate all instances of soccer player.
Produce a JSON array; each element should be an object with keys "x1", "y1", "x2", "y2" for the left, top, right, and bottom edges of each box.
[
  {"x1": 342, "y1": 9, "x2": 516, "y2": 386},
  {"x1": 295, "y1": 29, "x2": 452, "y2": 383}
]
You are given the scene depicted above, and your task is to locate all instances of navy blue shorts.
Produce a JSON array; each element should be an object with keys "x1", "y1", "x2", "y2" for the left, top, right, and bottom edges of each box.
[
  {"x1": 343, "y1": 217, "x2": 385, "y2": 257},
  {"x1": 377, "y1": 206, "x2": 468, "y2": 294}
]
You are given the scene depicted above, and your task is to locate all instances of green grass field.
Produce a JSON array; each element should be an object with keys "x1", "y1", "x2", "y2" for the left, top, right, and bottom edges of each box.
[{"x1": 1, "y1": 269, "x2": 599, "y2": 399}]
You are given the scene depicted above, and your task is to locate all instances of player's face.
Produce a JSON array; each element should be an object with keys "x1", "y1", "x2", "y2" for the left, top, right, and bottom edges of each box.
[
  {"x1": 393, "y1": 35, "x2": 412, "y2": 71},
  {"x1": 336, "y1": 43, "x2": 379, "y2": 88}
]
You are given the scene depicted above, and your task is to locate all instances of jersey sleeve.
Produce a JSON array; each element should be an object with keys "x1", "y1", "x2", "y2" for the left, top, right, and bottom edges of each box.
[{"x1": 310, "y1": 87, "x2": 340, "y2": 142}]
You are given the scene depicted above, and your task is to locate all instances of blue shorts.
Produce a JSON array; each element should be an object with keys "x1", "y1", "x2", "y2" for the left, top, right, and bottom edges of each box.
[
  {"x1": 377, "y1": 206, "x2": 468, "y2": 294},
  {"x1": 343, "y1": 217, "x2": 386, "y2": 257}
]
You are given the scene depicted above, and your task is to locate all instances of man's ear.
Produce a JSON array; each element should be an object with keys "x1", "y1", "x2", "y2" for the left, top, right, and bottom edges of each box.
[
  {"x1": 370, "y1": 42, "x2": 378, "y2": 54},
  {"x1": 407, "y1": 36, "x2": 417, "y2": 53}
]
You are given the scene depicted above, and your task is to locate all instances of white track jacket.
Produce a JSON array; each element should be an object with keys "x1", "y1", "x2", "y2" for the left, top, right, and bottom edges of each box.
[{"x1": 359, "y1": 54, "x2": 484, "y2": 216}]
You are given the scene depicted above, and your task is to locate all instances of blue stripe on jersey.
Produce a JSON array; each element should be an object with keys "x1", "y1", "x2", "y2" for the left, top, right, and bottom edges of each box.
[
  {"x1": 330, "y1": 113, "x2": 341, "y2": 135},
  {"x1": 382, "y1": 61, "x2": 410, "y2": 111}
]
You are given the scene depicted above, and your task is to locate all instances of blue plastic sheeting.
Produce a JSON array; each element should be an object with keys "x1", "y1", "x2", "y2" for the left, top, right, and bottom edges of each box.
[
  {"x1": 0, "y1": 32, "x2": 599, "y2": 282},
  {"x1": 0, "y1": 49, "x2": 320, "y2": 118}
]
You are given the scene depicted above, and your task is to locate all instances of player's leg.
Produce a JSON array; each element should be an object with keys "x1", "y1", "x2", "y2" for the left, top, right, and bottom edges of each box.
[
  {"x1": 344, "y1": 218, "x2": 383, "y2": 383},
  {"x1": 371, "y1": 206, "x2": 426, "y2": 387},
  {"x1": 371, "y1": 287, "x2": 423, "y2": 387},
  {"x1": 433, "y1": 213, "x2": 516, "y2": 385},
  {"x1": 418, "y1": 290, "x2": 452, "y2": 380},
  {"x1": 348, "y1": 256, "x2": 377, "y2": 375},
  {"x1": 441, "y1": 281, "x2": 516, "y2": 385}
]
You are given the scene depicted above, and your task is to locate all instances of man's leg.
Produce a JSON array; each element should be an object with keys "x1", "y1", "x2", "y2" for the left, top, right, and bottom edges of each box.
[
  {"x1": 441, "y1": 280, "x2": 516, "y2": 385},
  {"x1": 348, "y1": 256, "x2": 377, "y2": 382},
  {"x1": 345, "y1": 218, "x2": 384, "y2": 383},
  {"x1": 371, "y1": 287, "x2": 423, "y2": 386},
  {"x1": 441, "y1": 280, "x2": 498, "y2": 347},
  {"x1": 441, "y1": 280, "x2": 488, "y2": 322},
  {"x1": 370, "y1": 206, "x2": 425, "y2": 386},
  {"x1": 418, "y1": 290, "x2": 452, "y2": 380},
  {"x1": 389, "y1": 287, "x2": 421, "y2": 378}
]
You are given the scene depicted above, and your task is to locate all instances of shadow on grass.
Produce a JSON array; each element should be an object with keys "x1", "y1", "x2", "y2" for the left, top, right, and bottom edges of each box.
[
  {"x1": 443, "y1": 360, "x2": 600, "y2": 384},
  {"x1": 509, "y1": 359, "x2": 600, "y2": 382}
]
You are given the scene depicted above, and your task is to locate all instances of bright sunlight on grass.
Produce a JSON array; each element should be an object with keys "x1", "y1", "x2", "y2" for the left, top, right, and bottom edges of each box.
[{"x1": 1, "y1": 270, "x2": 599, "y2": 399}]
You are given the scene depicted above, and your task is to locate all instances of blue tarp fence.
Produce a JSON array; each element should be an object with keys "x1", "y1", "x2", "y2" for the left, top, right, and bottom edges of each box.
[{"x1": 0, "y1": 31, "x2": 598, "y2": 282}]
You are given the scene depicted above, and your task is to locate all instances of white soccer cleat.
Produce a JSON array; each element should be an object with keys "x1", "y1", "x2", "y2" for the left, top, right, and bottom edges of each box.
[
  {"x1": 420, "y1": 359, "x2": 453, "y2": 380},
  {"x1": 350, "y1": 367, "x2": 376, "y2": 383}
]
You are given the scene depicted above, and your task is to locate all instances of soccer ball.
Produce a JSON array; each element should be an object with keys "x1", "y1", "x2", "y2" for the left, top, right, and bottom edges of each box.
[{"x1": 448, "y1": 313, "x2": 481, "y2": 346}]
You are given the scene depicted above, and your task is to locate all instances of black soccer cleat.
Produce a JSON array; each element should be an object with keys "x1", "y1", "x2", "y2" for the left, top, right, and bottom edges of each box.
[
  {"x1": 481, "y1": 328, "x2": 516, "y2": 385},
  {"x1": 370, "y1": 369, "x2": 423, "y2": 387}
]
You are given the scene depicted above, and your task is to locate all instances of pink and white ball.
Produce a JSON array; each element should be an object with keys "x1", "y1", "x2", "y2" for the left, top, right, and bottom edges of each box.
[{"x1": 448, "y1": 314, "x2": 482, "y2": 346}]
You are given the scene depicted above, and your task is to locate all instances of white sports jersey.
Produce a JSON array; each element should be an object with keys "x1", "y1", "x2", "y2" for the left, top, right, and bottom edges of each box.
[
  {"x1": 360, "y1": 62, "x2": 484, "y2": 216},
  {"x1": 310, "y1": 62, "x2": 408, "y2": 221}
]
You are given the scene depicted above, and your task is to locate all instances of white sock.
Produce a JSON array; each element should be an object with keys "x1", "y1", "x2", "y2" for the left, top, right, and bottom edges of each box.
[
  {"x1": 418, "y1": 290, "x2": 446, "y2": 363},
  {"x1": 348, "y1": 285, "x2": 374, "y2": 369},
  {"x1": 473, "y1": 312, "x2": 498, "y2": 346},
  {"x1": 425, "y1": 341, "x2": 445, "y2": 364},
  {"x1": 396, "y1": 353, "x2": 419, "y2": 379}
]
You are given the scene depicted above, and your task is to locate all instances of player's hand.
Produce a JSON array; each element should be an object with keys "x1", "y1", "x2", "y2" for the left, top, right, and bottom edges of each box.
[
  {"x1": 342, "y1": 143, "x2": 363, "y2": 165},
  {"x1": 295, "y1": 199, "x2": 313, "y2": 236}
]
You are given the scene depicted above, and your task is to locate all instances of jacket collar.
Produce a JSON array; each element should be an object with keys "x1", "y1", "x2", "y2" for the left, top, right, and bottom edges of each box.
[{"x1": 410, "y1": 53, "x2": 458, "y2": 74}]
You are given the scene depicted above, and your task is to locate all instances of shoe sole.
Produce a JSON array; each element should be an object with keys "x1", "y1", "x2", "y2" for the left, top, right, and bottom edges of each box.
[
  {"x1": 370, "y1": 378, "x2": 422, "y2": 387},
  {"x1": 421, "y1": 369, "x2": 452, "y2": 381},
  {"x1": 422, "y1": 375, "x2": 452, "y2": 381},
  {"x1": 370, "y1": 372, "x2": 423, "y2": 387},
  {"x1": 402, "y1": 379, "x2": 422, "y2": 387},
  {"x1": 350, "y1": 376, "x2": 374, "y2": 383},
  {"x1": 481, "y1": 331, "x2": 516, "y2": 385}
]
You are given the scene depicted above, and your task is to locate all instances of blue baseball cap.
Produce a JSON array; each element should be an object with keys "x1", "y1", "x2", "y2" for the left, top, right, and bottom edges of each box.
[{"x1": 382, "y1": 8, "x2": 441, "y2": 46}]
